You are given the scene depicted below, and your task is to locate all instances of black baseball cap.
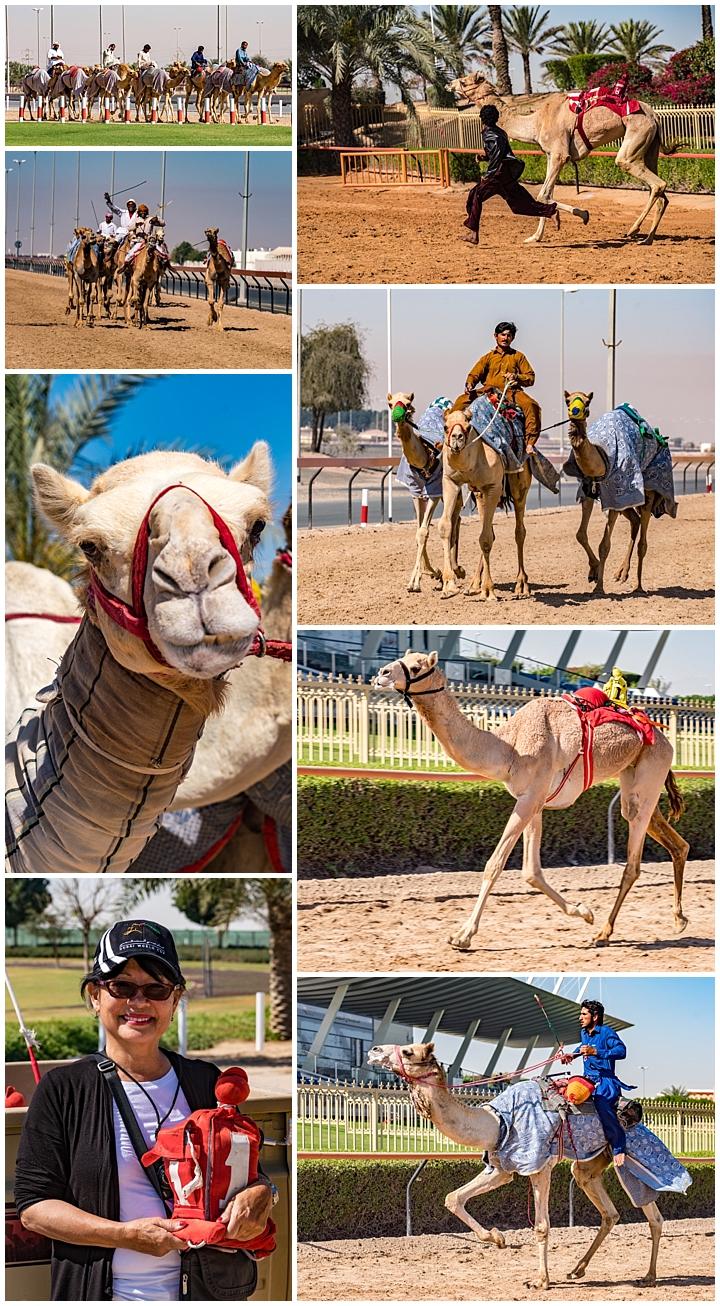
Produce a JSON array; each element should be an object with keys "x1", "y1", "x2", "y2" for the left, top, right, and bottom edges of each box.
[{"x1": 92, "y1": 920, "x2": 182, "y2": 981}]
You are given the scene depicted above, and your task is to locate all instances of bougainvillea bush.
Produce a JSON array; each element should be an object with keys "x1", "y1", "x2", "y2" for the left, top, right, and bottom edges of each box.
[
  {"x1": 586, "y1": 61, "x2": 655, "y2": 99},
  {"x1": 651, "y1": 37, "x2": 715, "y2": 104}
]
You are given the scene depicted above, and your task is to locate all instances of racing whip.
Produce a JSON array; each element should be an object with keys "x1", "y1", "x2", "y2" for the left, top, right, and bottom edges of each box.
[{"x1": 5, "y1": 970, "x2": 42, "y2": 1083}]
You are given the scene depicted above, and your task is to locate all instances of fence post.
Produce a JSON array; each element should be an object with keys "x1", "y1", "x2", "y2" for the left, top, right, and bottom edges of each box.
[
  {"x1": 59, "y1": 95, "x2": 67, "y2": 123},
  {"x1": 178, "y1": 996, "x2": 188, "y2": 1056},
  {"x1": 229, "y1": 94, "x2": 236, "y2": 125},
  {"x1": 81, "y1": 96, "x2": 88, "y2": 122},
  {"x1": 18, "y1": 94, "x2": 25, "y2": 121},
  {"x1": 406, "y1": 1160, "x2": 428, "y2": 1236},
  {"x1": 151, "y1": 96, "x2": 158, "y2": 123},
  {"x1": 370, "y1": 1092, "x2": 378, "y2": 1150},
  {"x1": 203, "y1": 96, "x2": 211, "y2": 124},
  {"x1": 668, "y1": 708, "x2": 678, "y2": 765},
  {"x1": 255, "y1": 991, "x2": 265, "y2": 1051},
  {"x1": 360, "y1": 690, "x2": 369, "y2": 765}
]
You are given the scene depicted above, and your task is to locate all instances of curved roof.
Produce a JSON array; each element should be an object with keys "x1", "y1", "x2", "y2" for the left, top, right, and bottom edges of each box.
[{"x1": 297, "y1": 975, "x2": 631, "y2": 1047}]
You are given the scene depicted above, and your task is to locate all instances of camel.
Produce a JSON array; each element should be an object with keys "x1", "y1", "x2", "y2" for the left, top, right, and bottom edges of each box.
[
  {"x1": 6, "y1": 445, "x2": 274, "y2": 874},
  {"x1": 47, "y1": 63, "x2": 88, "y2": 119},
  {"x1": 387, "y1": 392, "x2": 462, "y2": 593},
  {"x1": 182, "y1": 65, "x2": 207, "y2": 120},
  {"x1": 96, "y1": 235, "x2": 119, "y2": 317},
  {"x1": 21, "y1": 67, "x2": 50, "y2": 118},
  {"x1": 204, "y1": 65, "x2": 237, "y2": 122},
  {"x1": 134, "y1": 66, "x2": 171, "y2": 121},
  {"x1": 204, "y1": 228, "x2": 233, "y2": 331},
  {"x1": 5, "y1": 562, "x2": 81, "y2": 734},
  {"x1": 368, "y1": 1043, "x2": 666, "y2": 1292},
  {"x1": 67, "y1": 229, "x2": 100, "y2": 328},
  {"x1": 84, "y1": 66, "x2": 119, "y2": 120},
  {"x1": 439, "y1": 401, "x2": 532, "y2": 600},
  {"x1": 448, "y1": 73, "x2": 679, "y2": 245},
  {"x1": 564, "y1": 391, "x2": 666, "y2": 596},
  {"x1": 237, "y1": 61, "x2": 288, "y2": 122},
  {"x1": 374, "y1": 650, "x2": 689, "y2": 948},
  {"x1": 63, "y1": 227, "x2": 90, "y2": 316},
  {"x1": 125, "y1": 230, "x2": 165, "y2": 330}
]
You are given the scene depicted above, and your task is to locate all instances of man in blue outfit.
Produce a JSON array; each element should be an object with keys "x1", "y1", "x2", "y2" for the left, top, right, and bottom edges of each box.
[{"x1": 560, "y1": 999, "x2": 635, "y2": 1166}]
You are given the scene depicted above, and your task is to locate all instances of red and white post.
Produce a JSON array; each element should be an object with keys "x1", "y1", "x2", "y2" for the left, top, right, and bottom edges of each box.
[
  {"x1": 203, "y1": 96, "x2": 211, "y2": 124},
  {"x1": 360, "y1": 488, "x2": 369, "y2": 526},
  {"x1": 229, "y1": 94, "x2": 236, "y2": 125},
  {"x1": 151, "y1": 96, "x2": 158, "y2": 123},
  {"x1": 706, "y1": 469, "x2": 714, "y2": 493},
  {"x1": 81, "y1": 96, "x2": 88, "y2": 121},
  {"x1": 176, "y1": 95, "x2": 185, "y2": 124},
  {"x1": 18, "y1": 94, "x2": 25, "y2": 121},
  {"x1": 259, "y1": 94, "x2": 268, "y2": 124},
  {"x1": 37, "y1": 96, "x2": 44, "y2": 120},
  {"x1": 59, "y1": 95, "x2": 67, "y2": 123},
  {"x1": 103, "y1": 99, "x2": 110, "y2": 123},
  {"x1": 124, "y1": 102, "x2": 131, "y2": 123}
]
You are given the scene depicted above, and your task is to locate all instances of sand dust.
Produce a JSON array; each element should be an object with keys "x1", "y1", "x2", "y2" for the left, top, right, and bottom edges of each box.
[
  {"x1": 5, "y1": 269, "x2": 291, "y2": 370},
  {"x1": 298, "y1": 1220, "x2": 715, "y2": 1300},
  {"x1": 297, "y1": 860, "x2": 714, "y2": 973},
  {"x1": 298, "y1": 179, "x2": 715, "y2": 285},
  {"x1": 297, "y1": 495, "x2": 714, "y2": 626}
]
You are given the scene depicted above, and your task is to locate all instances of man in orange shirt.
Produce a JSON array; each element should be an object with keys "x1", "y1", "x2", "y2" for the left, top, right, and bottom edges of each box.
[{"x1": 463, "y1": 321, "x2": 542, "y2": 445}]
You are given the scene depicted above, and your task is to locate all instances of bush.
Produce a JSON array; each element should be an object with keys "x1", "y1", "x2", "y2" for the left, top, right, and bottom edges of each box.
[
  {"x1": 298, "y1": 147, "x2": 342, "y2": 176},
  {"x1": 4, "y1": 945, "x2": 270, "y2": 964},
  {"x1": 586, "y1": 61, "x2": 655, "y2": 98},
  {"x1": 565, "y1": 53, "x2": 623, "y2": 89},
  {"x1": 544, "y1": 59, "x2": 575, "y2": 91},
  {"x1": 5, "y1": 1010, "x2": 282, "y2": 1062},
  {"x1": 298, "y1": 1158, "x2": 714, "y2": 1240},
  {"x1": 652, "y1": 38, "x2": 715, "y2": 105},
  {"x1": 448, "y1": 150, "x2": 714, "y2": 194},
  {"x1": 298, "y1": 776, "x2": 714, "y2": 877}
]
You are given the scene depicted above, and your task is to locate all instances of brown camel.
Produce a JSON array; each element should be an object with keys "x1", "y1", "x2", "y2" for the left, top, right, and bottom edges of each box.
[
  {"x1": 374, "y1": 650, "x2": 689, "y2": 948},
  {"x1": 238, "y1": 61, "x2": 288, "y2": 122},
  {"x1": 387, "y1": 392, "x2": 464, "y2": 592},
  {"x1": 96, "y1": 235, "x2": 118, "y2": 317},
  {"x1": 47, "y1": 63, "x2": 88, "y2": 119},
  {"x1": 564, "y1": 390, "x2": 663, "y2": 595},
  {"x1": 125, "y1": 231, "x2": 165, "y2": 330},
  {"x1": 368, "y1": 1043, "x2": 666, "y2": 1293},
  {"x1": 67, "y1": 229, "x2": 100, "y2": 328},
  {"x1": 439, "y1": 403, "x2": 532, "y2": 600},
  {"x1": 111, "y1": 237, "x2": 134, "y2": 321},
  {"x1": 182, "y1": 65, "x2": 207, "y2": 120},
  {"x1": 204, "y1": 227, "x2": 233, "y2": 331},
  {"x1": 63, "y1": 227, "x2": 90, "y2": 317},
  {"x1": 448, "y1": 73, "x2": 679, "y2": 245}
]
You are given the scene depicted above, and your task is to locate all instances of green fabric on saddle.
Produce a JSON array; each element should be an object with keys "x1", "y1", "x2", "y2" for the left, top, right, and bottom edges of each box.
[{"x1": 618, "y1": 403, "x2": 668, "y2": 449}]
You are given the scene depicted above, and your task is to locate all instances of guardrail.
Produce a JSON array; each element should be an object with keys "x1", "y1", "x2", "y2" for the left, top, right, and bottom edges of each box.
[
  {"x1": 297, "y1": 1080, "x2": 715, "y2": 1156},
  {"x1": 297, "y1": 675, "x2": 714, "y2": 771},
  {"x1": 6, "y1": 255, "x2": 291, "y2": 314}
]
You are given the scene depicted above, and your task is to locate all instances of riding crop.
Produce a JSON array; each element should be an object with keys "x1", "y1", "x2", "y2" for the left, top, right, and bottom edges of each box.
[{"x1": 5, "y1": 970, "x2": 42, "y2": 1084}]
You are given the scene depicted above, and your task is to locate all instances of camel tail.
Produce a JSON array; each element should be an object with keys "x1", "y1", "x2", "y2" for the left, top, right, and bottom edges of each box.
[
  {"x1": 656, "y1": 124, "x2": 685, "y2": 157},
  {"x1": 664, "y1": 770, "x2": 685, "y2": 823}
]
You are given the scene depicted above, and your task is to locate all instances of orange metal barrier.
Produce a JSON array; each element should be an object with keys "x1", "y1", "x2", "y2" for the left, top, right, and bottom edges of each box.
[{"x1": 340, "y1": 147, "x2": 450, "y2": 187}]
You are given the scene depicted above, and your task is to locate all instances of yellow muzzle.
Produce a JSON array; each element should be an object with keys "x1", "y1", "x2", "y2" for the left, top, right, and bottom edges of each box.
[{"x1": 567, "y1": 397, "x2": 587, "y2": 419}]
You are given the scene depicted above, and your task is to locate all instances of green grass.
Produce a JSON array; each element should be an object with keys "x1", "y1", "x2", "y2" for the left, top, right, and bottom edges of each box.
[
  {"x1": 6, "y1": 1008, "x2": 280, "y2": 1062},
  {"x1": 5, "y1": 962, "x2": 261, "y2": 1023},
  {"x1": 5, "y1": 122, "x2": 291, "y2": 146}
]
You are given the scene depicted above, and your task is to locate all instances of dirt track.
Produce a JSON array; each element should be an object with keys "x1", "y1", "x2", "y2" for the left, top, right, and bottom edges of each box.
[
  {"x1": 297, "y1": 495, "x2": 714, "y2": 626},
  {"x1": 298, "y1": 1220, "x2": 715, "y2": 1301},
  {"x1": 297, "y1": 860, "x2": 714, "y2": 973},
  {"x1": 298, "y1": 179, "x2": 714, "y2": 284},
  {"x1": 5, "y1": 269, "x2": 291, "y2": 370}
]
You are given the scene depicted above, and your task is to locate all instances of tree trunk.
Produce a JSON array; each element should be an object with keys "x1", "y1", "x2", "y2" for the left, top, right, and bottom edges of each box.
[
  {"x1": 702, "y1": 6, "x2": 713, "y2": 39},
  {"x1": 331, "y1": 73, "x2": 354, "y2": 148},
  {"x1": 488, "y1": 7, "x2": 512, "y2": 95},
  {"x1": 267, "y1": 897, "x2": 292, "y2": 1039},
  {"x1": 82, "y1": 928, "x2": 90, "y2": 972},
  {"x1": 311, "y1": 409, "x2": 326, "y2": 454},
  {"x1": 523, "y1": 52, "x2": 532, "y2": 95}
]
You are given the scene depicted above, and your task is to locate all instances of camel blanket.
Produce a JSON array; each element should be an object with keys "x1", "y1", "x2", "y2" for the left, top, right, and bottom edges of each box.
[
  {"x1": 141, "y1": 67, "x2": 168, "y2": 94},
  {"x1": 207, "y1": 66, "x2": 235, "y2": 94},
  {"x1": 23, "y1": 69, "x2": 50, "y2": 96},
  {"x1": 125, "y1": 760, "x2": 291, "y2": 873},
  {"x1": 468, "y1": 393, "x2": 526, "y2": 471},
  {"x1": 5, "y1": 618, "x2": 205, "y2": 874},
  {"x1": 488, "y1": 1080, "x2": 691, "y2": 1207},
  {"x1": 563, "y1": 405, "x2": 677, "y2": 517},
  {"x1": 233, "y1": 62, "x2": 261, "y2": 89},
  {"x1": 395, "y1": 399, "x2": 447, "y2": 500}
]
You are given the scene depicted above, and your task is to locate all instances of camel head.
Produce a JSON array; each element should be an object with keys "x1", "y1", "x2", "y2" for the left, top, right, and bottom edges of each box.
[
  {"x1": 387, "y1": 391, "x2": 415, "y2": 425},
  {"x1": 374, "y1": 648, "x2": 445, "y2": 700},
  {"x1": 205, "y1": 227, "x2": 220, "y2": 244},
  {"x1": 565, "y1": 390, "x2": 593, "y2": 441},
  {"x1": 447, "y1": 71, "x2": 498, "y2": 106},
  {"x1": 443, "y1": 404, "x2": 473, "y2": 454},
  {"x1": 270, "y1": 61, "x2": 288, "y2": 74},
  {"x1": 367, "y1": 1042, "x2": 446, "y2": 1086},
  {"x1": 31, "y1": 446, "x2": 273, "y2": 682}
]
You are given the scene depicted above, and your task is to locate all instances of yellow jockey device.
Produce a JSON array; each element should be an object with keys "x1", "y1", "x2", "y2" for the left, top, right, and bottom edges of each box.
[
  {"x1": 566, "y1": 1076, "x2": 594, "y2": 1105},
  {"x1": 567, "y1": 395, "x2": 588, "y2": 419}
]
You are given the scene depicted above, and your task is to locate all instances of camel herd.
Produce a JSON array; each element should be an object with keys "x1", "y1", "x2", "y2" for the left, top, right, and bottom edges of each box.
[
  {"x1": 21, "y1": 58, "x2": 288, "y2": 123},
  {"x1": 63, "y1": 225, "x2": 233, "y2": 330},
  {"x1": 390, "y1": 389, "x2": 674, "y2": 601}
]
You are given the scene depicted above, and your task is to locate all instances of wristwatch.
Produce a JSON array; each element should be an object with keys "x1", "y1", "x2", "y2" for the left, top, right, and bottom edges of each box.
[{"x1": 268, "y1": 1182, "x2": 279, "y2": 1207}]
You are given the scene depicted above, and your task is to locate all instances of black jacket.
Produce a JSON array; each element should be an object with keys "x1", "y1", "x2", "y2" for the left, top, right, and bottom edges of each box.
[
  {"x1": 482, "y1": 124, "x2": 524, "y2": 182},
  {"x1": 15, "y1": 1050, "x2": 221, "y2": 1301}
]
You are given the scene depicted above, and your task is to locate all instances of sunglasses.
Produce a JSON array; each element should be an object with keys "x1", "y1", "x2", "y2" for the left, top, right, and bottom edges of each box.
[{"x1": 95, "y1": 979, "x2": 180, "y2": 1002}]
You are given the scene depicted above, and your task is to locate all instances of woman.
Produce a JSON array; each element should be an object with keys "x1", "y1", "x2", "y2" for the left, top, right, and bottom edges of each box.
[{"x1": 15, "y1": 920, "x2": 274, "y2": 1301}]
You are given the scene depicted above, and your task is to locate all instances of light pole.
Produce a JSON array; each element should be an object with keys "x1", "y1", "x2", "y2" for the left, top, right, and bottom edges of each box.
[
  {"x1": 121, "y1": 5, "x2": 125, "y2": 62},
  {"x1": 75, "y1": 150, "x2": 81, "y2": 228},
  {"x1": 387, "y1": 287, "x2": 393, "y2": 522},
  {"x1": 5, "y1": 169, "x2": 13, "y2": 254},
  {"x1": 239, "y1": 152, "x2": 251, "y2": 304},
  {"x1": 32, "y1": 8, "x2": 43, "y2": 66},
  {"x1": 174, "y1": 27, "x2": 181, "y2": 61},
  {"x1": 603, "y1": 288, "x2": 622, "y2": 412},
  {"x1": 30, "y1": 151, "x2": 37, "y2": 257},
  {"x1": 13, "y1": 158, "x2": 26, "y2": 256},
  {"x1": 99, "y1": 5, "x2": 103, "y2": 64},
  {"x1": 256, "y1": 21, "x2": 263, "y2": 55},
  {"x1": 217, "y1": 4, "x2": 220, "y2": 61},
  {"x1": 639, "y1": 1065, "x2": 648, "y2": 1096},
  {"x1": 49, "y1": 152, "x2": 55, "y2": 255},
  {"x1": 559, "y1": 287, "x2": 578, "y2": 456}
]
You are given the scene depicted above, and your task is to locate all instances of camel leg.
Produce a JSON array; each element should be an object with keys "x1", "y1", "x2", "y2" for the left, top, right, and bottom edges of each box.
[
  {"x1": 216, "y1": 283, "x2": 226, "y2": 331},
  {"x1": 526, "y1": 1163, "x2": 555, "y2": 1291},
  {"x1": 524, "y1": 152, "x2": 568, "y2": 245},
  {"x1": 465, "y1": 484, "x2": 502, "y2": 601},
  {"x1": 448, "y1": 790, "x2": 546, "y2": 949},
  {"x1": 408, "y1": 496, "x2": 440, "y2": 592},
  {"x1": 444, "y1": 1162, "x2": 513, "y2": 1247},
  {"x1": 614, "y1": 508, "x2": 640, "y2": 582},
  {"x1": 508, "y1": 466, "x2": 531, "y2": 597},
  {"x1": 646, "y1": 806, "x2": 690, "y2": 933},
  {"x1": 420, "y1": 497, "x2": 442, "y2": 579},
  {"x1": 640, "y1": 1201, "x2": 664, "y2": 1285},
  {"x1": 593, "y1": 753, "x2": 669, "y2": 945},
  {"x1": 616, "y1": 143, "x2": 668, "y2": 244},
  {"x1": 632, "y1": 498, "x2": 655, "y2": 593},
  {"x1": 521, "y1": 812, "x2": 594, "y2": 924},
  {"x1": 576, "y1": 497, "x2": 600, "y2": 583},
  {"x1": 567, "y1": 1152, "x2": 619, "y2": 1280},
  {"x1": 438, "y1": 480, "x2": 464, "y2": 597},
  {"x1": 592, "y1": 509, "x2": 620, "y2": 595}
]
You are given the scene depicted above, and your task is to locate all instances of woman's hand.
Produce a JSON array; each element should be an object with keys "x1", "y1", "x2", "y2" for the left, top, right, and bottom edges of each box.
[
  {"x1": 221, "y1": 1181, "x2": 273, "y2": 1241},
  {"x1": 119, "y1": 1217, "x2": 188, "y2": 1257}
]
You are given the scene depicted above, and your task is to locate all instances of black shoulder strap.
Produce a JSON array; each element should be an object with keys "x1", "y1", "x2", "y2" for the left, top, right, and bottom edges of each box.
[{"x1": 94, "y1": 1054, "x2": 171, "y2": 1214}]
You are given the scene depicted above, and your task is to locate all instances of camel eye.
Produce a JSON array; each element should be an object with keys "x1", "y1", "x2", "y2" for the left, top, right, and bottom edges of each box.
[
  {"x1": 249, "y1": 519, "x2": 266, "y2": 547},
  {"x1": 79, "y1": 540, "x2": 101, "y2": 561}
]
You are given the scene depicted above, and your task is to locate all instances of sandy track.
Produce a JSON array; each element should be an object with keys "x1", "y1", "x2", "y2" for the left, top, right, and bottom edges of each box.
[
  {"x1": 298, "y1": 179, "x2": 714, "y2": 284},
  {"x1": 297, "y1": 860, "x2": 714, "y2": 973},
  {"x1": 5, "y1": 270, "x2": 291, "y2": 370},
  {"x1": 297, "y1": 494, "x2": 714, "y2": 626},
  {"x1": 298, "y1": 1220, "x2": 715, "y2": 1301}
]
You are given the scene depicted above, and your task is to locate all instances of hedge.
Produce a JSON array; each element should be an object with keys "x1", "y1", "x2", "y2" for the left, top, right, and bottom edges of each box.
[
  {"x1": 449, "y1": 150, "x2": 715, "y2": 195},
  {"x1": 5, "y1": 1010, "x2": 280, "y2": 1062},
  {"x1": 298, "y1": 776, "x2": 713, "y2": 877},
  {"x1": 298, "y1": 1158, "x2": 714, "y2": 1241}
]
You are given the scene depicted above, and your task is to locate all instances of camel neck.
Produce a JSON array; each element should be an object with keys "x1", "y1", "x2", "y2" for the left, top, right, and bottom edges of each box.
[
  {"x1": 415, "y1": 1084, "x2": 500, "y2": 1150},
  {"x1": 397, "y1": 419, "x2": 431, "y2": 471},
  {"x1": 569, "y1": 420, "x2": 606, "y2": 478},
  {"x1": 407, "y1": 677, "x2": 515, "y2": 780}
]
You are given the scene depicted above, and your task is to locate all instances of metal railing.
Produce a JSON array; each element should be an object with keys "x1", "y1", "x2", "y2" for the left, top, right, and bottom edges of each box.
[
  {"x1": 297, "y1": 676, "x2": 714, "y2": 771},
  {"x1": 297, "y1": 1081, "x2": 715, "y2": 1156},
  {"x1": 5, "y1": 255, "x2": 291, "y2": 314}
]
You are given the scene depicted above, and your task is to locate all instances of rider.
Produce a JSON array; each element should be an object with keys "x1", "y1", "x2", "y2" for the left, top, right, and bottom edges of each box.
[
  {"x1": 98, "y1": 211, "x2": 118, "y2": 240},
  {"x1": 461, "y1": 104, "x2": 589, "y2": 245},
  {"x1": 103, "y1": 42, "x2": 120, "y2": 69},
  {"x1": 560, "y1": 1000, "x2": 634, "y2": 1167},
  {"x1": 137, "y1": 44, "x2": 157, "y2": 72},
  {"x1": 234, "y1": 40, "x2": 256, "y2": 83},
  {"x1": 191, "y1": 45, "x2": 209, "y2": 76},
  {"x1": 125, "y1": 205, "x2": 170, "y2": 264},
  {"x1": 47, "y1": 41, "x2": 65, "y2": 73},
  {"x1": 103, "y1": 193, "x2": 139, "y2": 240},
  {"x1": 463, "y1": 321, "x2": 542, "y2": 446}
]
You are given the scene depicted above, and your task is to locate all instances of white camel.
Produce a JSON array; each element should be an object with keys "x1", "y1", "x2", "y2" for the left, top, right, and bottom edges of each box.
[
  {"x1": 5, "y1": 562, "x2": 81, "y2": 734},
  {"x1": 368, "y1": 1043, "x2": 666, "y2": 1292},
  {"x1": 374, "y1": 651, "x2": 688, "y2": 949}
]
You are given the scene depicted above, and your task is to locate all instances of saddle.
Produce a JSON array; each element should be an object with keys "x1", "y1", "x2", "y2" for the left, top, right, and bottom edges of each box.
[
  {"x1": 68, "y1": 64, "x2": 81, "y2": 78},
  {"x1": 566, "y1": 86, "x2": 641, "y2": 151}
]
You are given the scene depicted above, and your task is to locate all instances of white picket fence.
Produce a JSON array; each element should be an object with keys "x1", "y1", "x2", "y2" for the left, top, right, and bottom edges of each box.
[
  {"x1": 297, "y1": 1081, "x2": 715, "y2": 1157},
  {"x1": 297, "y1": 678, "x2": 715, "y2": 772}
]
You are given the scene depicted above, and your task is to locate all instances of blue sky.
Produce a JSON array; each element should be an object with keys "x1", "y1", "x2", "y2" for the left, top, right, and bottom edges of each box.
[
  {"x1": 48, "y1": 878, "x2": 266, "y2": 935},
  {"x1": 300, "y1": 287, "x2": 714, "y2": 448},
  {"x1": 50, "y1": 372, "x2": 291, "y2": 578},
  {"x1": 424, "y1": 976, "x2": 714, "y2": 1097},
  {"x1": 5, "y1": 150, "x2": 292, "y2": 257}
]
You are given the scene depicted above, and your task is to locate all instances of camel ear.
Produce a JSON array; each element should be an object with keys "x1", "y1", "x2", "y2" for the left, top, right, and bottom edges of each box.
[
  {"x1": 408, "y1": 392, "x2": 414, "y2": 402},
  {"x1": 428, "y1": 651, "x2": 438, "y2": 668},
  {"x1": 228, "y1": 440, "x2": 273, "y2": 498},
  {"x1": 425, "y1": 1042, "x2": 435, "y2": 1053},
  {"x1": 564, "y1": 390, "x2": 571, "y2": 401},
  {"x1": 586, "y1": 392, "x2": 593, "y2": 404},
  {"x1": 387, "y1": 392, "x2": 393, "y2": 403},
  {"x1": 32, "y1": 464, "x2": 90, "y2": 534},
  {"x1": 403, "y1": 648, "x2": 412, "y2": 659}
]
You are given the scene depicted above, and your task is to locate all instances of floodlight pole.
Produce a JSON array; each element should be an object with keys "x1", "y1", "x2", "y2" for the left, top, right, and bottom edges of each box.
[
  {"x1": 99, "y1": 5, "x2": 103, "y2": 64},
  {"x1": 49, "y1": 153, "x2": 55, "y2": 255},
  {"x1": 387, "y1": 288, "x2": 393, "y2": 522},
  {"x1": 159, "y1": 150, "x2": 166, "y2": 210},
  {"x1": 75, "y1": 150, "x2": 81, "y2": 228},
  {"x1": 121, "y1": 5, "x2": 125, "y2": 62},
  {"x1": 13, "y1": 158, "x2": 26, "y2": 254},
  {"x1": 30, "y1": 152, "x2": 37, "y2": 257}
]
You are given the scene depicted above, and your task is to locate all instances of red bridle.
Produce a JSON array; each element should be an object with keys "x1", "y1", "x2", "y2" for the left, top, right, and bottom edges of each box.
[
  {"x1": 389, "y1": 1045, "x2": 446, "y2": 1086},
  {"x1": 86, "y1": 483, "x2": 290, "y2": 670},
  {"x1": 445, "y1": 419, "x2": 469, "y2": 447}
]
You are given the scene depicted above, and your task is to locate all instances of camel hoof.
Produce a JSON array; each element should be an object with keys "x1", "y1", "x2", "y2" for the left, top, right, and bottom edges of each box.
[
  {"x1": 588, "y1": 569, "x2": 598, "y2": 583},
  {"x1": 577, "y1": 903, "x2": 594, "y2": 925},
  {"x1": 447, "y1": 934, "x2": 472, "y2": 951},
  {"x1": 639, "y1": 235, "x2": 654, "y2": 247},
  {"x1": 490, "y1": 1229, "x2": 505, "y2": 1249},
  {"x1": 567, "y1": 1269, "x2": 586, "y2": 1281},
  {"x1": 455, "y1": 567, "x2": 466, "y2": 580},
  {"x1": 441, "y1": 587, "x2": 462, "y2": 600},
  {"x1": 593, "y1": 936, "x2": 611, "y2": 948},
  {"x1": 640, "y1": 1277, "x2": 657, "y2": 1287},
  {"x1": 523, "y1": 235, "x2": 542, "y2": 245},
  {"x1": 407, "y1": 583, "x2": 421, "y2": 594},
  {"x1": 525, "y1": 1280, "x2": 549, "y2": 1291},
  {"x1": 591, "y1": 585, "x2": 606, "y2": 597},
  {"x1": 674, "y1": 914, "x2": 689, "y2": 934}
]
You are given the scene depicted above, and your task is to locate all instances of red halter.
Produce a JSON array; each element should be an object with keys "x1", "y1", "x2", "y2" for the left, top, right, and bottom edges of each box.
[{"x1": 86, "y1": 484, "x2": 288, "y2": 670}]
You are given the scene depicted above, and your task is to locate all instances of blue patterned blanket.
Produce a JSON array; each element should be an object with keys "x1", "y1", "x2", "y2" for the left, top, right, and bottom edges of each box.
[
  {"x1": 563, "y1": 405, "x2": 676, "y2": 517},
  {"x1": 395, "y1": 399, "x2": 448, "y2": 500},
  {"x1": 489, "y1": 1080, "x2": 691, "y2": 1208}
]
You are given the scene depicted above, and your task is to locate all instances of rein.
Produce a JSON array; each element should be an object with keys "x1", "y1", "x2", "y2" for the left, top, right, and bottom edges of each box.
[
  {"x1": 6, "y1": 613, "x2": 82, "y2": 624},
  {"x1": 389, "y1": 1045, "x2": 566, "y2": 1090}
]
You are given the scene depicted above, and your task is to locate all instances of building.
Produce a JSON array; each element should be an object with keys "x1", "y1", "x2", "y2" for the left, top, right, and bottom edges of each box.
[{"x1": 233, "y1": 246, "x2": 292, "y2": 273}]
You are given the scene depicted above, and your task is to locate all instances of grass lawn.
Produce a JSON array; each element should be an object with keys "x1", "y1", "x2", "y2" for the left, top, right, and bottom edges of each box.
[
  {"x1": 5, "y1": 962, "x2": 262, "y2": 1023},
  {"x1": 5, "y1": 122, "x2": 290, "y2": 146}
]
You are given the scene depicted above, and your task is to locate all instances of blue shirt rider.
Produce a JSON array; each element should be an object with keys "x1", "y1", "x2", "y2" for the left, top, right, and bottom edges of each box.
[
  {"x1": 191, "y1": 46, "x2": 208, "y2": 75},
  {"x1": 560, "y1": 999, "x2": 635, "y2": 1166},
  {"x1": 235, "y1": 41, "x2": 251, "y2": 67}
]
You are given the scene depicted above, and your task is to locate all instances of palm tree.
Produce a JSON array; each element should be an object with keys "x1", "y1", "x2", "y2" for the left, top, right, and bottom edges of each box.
[
  {"x1": 502, "y1": 6, "x2": 563, "y2": 94},
  {"x1": 547, "y1": 20, "x2": 611, "y2": 57},
  {"x1": 414, "y1": 5, "x2": 491, "y2": 79},
  {"x1": 701, "y1": 7, "x2": 713, "y2": 40},
  {"x1": 5, "y1": 373, "x2": 146, "y2": 577},
  {"x1": 298, "y1": 5, "x2": 439, "y2": 147},
  {"x1": 605, "y1": 19, "x2": 674, "y2": 70},
  {"x1": 487, "y1": 5, "x2": 512, "y2": 93},
  {"x1": 661, "y1": 1084, "x2": 689, "y2": 1098}
]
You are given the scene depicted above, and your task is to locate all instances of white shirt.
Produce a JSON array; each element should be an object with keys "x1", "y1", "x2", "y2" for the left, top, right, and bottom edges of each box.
[
  {"x1": 111, "y1": 1067, "x2": 192, "y2": 1302},
  {"x1": 138, "y1": 51, "x2": 157, "y2": 71},
  {"x1": 108, "y1": 202, "x2": 139, "y2": 235},
  {"x1": 99, "y1": 220, "x2": 118, "y2": 239},
  {"x1": 47, "y1": 47, "x2": 64, "y2": 70},
  {"x1": 104, "y1": 48, "x2": 120, "y2": 68}
]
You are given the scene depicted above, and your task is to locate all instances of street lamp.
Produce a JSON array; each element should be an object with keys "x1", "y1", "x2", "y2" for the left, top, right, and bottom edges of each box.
[
  {"x1": 13, "y1": 158, "x2": 26, "y2": 257},
  {"x1": 256, "y1": 21, "x2": 263, "y2": 56},
  {"x1": 5, "y1": 168, "x2": 13, "y2": 254},
  {"x1": 559, "y1": 287, "x2": 579, "y2": 456},
  {"x1": 639, "y1": 1065, "x2": 648, "y2": 1096},
  {"x1": 32, "y1": 8, "x2": 43, "y2": 66}
]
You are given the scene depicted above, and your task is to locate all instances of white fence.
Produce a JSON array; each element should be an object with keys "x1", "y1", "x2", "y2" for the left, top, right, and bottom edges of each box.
[
  {"x1": 297, "y1": 677, "x2": 715, "y2": 772},
  {"x1": 297, "y1": 1081, "x2": 715, "y2": 1157}
]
